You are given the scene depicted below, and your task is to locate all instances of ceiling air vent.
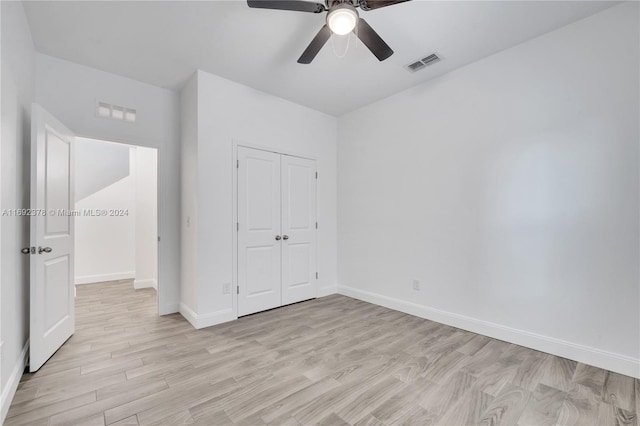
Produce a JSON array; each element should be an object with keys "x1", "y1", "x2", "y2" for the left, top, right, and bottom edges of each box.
[
  {"x1": 406, "y1": 53, "x2": 441, "y2": 72},
  {"x1": 407, "y1": 61, "x2": 425, "y2": 71}
]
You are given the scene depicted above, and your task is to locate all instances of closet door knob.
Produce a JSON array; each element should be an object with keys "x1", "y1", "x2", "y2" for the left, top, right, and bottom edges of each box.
[
  {"x1": 275, "y1": 235, "x2": 281, "y2": 241},
  {"x1": 282, "y1": 235, "x2": 289, "y2": 240}
]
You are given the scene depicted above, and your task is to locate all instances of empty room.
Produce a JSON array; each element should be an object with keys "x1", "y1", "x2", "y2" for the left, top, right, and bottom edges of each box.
[{"x1": 1, "y1": 0, "x2": 638, "y2": 425}]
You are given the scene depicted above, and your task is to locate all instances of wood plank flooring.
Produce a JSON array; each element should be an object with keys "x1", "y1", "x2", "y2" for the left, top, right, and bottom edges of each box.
[{"x1": 5, "y1": 280, "x2": 638, "y2": 425}]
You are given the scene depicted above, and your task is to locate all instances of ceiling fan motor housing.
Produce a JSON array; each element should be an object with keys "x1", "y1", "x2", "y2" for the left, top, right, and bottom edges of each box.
[{"x1": 326, "y1": 0, "x2": 359, "y2": 8}]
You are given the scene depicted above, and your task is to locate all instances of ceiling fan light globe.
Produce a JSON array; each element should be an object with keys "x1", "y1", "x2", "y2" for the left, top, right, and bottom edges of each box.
[{"x1": 327, "y1": 7, "x2": 358, "y2": 35}]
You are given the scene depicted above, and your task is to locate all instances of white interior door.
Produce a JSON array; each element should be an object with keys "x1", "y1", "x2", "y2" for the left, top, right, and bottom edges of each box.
[
  {"x1": 281, "y1": 155, "x2": 317, "y2": 305},
  {"x1": 30, "y1": 104, "x2": 75, "y2": 372},
  {"x1": 237, "y1": 147, "x2": 282, "y2": 316}
]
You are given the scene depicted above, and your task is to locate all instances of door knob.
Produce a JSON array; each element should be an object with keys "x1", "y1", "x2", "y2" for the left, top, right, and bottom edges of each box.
[
  {"x1": 283, "y1": 235, "x2": 289, "y2": 240},
  {"x1": 275, "y1": 235, "x2": 281, "y2": 241},
  {"x1": 38, "y1": 246, "x2": 52, "y2": 254},
  {"x1": 21, "y1": 247, "x2": 31, "y2": 254}
]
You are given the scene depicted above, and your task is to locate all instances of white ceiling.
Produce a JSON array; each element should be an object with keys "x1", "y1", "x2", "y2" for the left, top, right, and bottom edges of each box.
[{"x1": 23, "y1": 1, "x2": 617, "y2": 116}]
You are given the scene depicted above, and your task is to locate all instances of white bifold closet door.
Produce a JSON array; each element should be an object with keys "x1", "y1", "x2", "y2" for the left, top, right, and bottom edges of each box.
[
  {"x1": 281, "y1": 154, "x2": 317, "y2": 305},
  {"x1": 237, "y1": 148, "x2": 282, "y2": 317},
  {"x1": 237, "y1": 146, "x2": 317, "y2": 317}
]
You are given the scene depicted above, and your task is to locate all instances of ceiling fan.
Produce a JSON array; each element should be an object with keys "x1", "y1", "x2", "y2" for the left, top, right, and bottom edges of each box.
[{"x1": 247, "y1": 0, "x2": 410, "y2": 64}]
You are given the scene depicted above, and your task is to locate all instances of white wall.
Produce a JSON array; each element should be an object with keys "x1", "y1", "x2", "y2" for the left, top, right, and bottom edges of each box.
[
  {"x1": 74, "y1": 174, "x2": 136, "y2": 284},
  {"x1": 74, "y1": 141, "x2": 157, "y2": 288},
  {"x1": 134, "y1": 146, "x2": 158, "y2": 290},
  {"x1": 0, "y1": 1, "x2": 34, "y2": 421},
  {"x1": 180, "y1": 70, "x2": 338, "y2": 327},
  {"x1": 75, "y1": 136, "x2": 130, "y2": 200},
  {"x1": 337, "y1": 2, "x2": 639, "y2": 378},
  {"x1": 74, "y1": 139, "x2": 136, "y2": 285},
  {"x1": 35, "y1": 53, "x2": 180, "y2": 314}
]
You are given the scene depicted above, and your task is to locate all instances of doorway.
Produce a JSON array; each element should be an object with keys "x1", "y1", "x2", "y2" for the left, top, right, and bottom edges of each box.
[
  {"x1": 236, "y1": 146, "x2": 318, "y2": 317},
  {"x1": 73, "y1": 137, "x2": 159, "y2": 311}
]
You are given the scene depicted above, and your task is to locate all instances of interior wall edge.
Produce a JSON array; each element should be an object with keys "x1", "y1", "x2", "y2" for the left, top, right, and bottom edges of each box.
[
  {"x1": 337, "y1": 284, "x2": 640, "y2": 379},
  {"x1": 0, "y1": 339, "x2": 28, "y2": 424}
]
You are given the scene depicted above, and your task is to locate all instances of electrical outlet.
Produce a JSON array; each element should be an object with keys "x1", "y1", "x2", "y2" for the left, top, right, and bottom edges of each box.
[
  {"x1": 222, "y1": 283, "x2": 231, "y2": 294},
  {"x1": 412, "y1": 279, "x2": 421, "y2": 291}
]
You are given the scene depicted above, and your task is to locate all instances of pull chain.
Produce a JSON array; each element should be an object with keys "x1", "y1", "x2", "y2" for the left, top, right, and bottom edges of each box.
[{"x1": 329, "y1": 21, "x2": 358, "y2": 58}]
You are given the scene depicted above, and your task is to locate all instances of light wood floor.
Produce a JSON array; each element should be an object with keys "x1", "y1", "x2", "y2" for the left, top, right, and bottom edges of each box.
[{"x1": 5, "y1": 280, "x2": 638, "y2": 426}]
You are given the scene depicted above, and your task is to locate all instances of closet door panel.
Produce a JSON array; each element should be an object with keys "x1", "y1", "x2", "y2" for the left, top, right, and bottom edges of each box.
[
  {"x1": 237, "y1": 147, "x2": 282, "y2": 316},
  {"x1": 281, "y1": 155, "x2": 317, "y2": 305}
]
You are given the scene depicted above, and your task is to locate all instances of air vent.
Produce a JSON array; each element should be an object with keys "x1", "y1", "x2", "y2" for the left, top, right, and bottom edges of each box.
[
  {"x1": 407, "y1": 61, "x2": 425, "y2": 71},
  {"x1": 421, "y1": 54, "x2": 440, "y2": 66},
  {"x1": 96, "y1": 100, "x2": 136, "y2": 123},
  {"x1": 406, "y1": 53, "x2": 441, "y2": 72}
]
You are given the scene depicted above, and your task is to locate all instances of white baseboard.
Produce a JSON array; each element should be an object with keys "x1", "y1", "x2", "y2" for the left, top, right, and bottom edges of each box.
[
  {"x1": 337, "y1": 285, "x2": 640, "y2": 379},
  {"x1": 180, "y1": 303, "x2": 235, "y2": 330},
  {"x1": 179, "y1": 303, "x2": 199, "y2": 328},
  {"x1": 1, "y1": 340, "x2": 29, "y2": 424},
  {"x1": 134, "y1": 279, "x2": 157, "y2": 290},
  {"x1": 75, "y1": 271, "x2": 135, "y2": 285},
  {"x1": 318, "y1": 285, "x2": 338, "y2": 297}
]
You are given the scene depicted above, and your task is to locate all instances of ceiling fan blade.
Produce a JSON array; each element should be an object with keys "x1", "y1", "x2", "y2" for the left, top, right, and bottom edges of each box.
[
  {"x1": 297, "y1": 25, "x2": 331, "y2": 64},
  {"x1": 355, "y1": 18, "x2": 393, "y2": 61},
  {"x1": 359, "y1": 0, "x2": 410, "y2": 11},
  {"x1": 247, "y1": 0, "x2": 325, "y2": 13}
]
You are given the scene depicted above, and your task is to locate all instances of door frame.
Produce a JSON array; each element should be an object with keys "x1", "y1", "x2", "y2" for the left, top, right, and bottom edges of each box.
[
  {"x1": 231, "y1": 139, "x2": 319, "y2": 319},
  {"x1": 74, "y1": 135, "x2": 161, "y2": 314}
]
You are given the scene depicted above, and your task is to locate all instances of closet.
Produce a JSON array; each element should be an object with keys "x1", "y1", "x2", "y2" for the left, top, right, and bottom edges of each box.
[{"x1": 237, "y1": 146, "x2": 317, "y2": 316}]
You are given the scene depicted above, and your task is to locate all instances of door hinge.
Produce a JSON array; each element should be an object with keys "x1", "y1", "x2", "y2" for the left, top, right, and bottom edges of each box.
[
  {"x1": 237, "y1": 286, "x2": 239, "y2": 294},
  {"x1": 315, "y1": 171, "x2": 318, "y2": 179},
  {"x1": 316, "y1": 272, "x2": 318, "y2": 279},
  {"x1": 236, "y1": 222, "x2": 239, "y2": 231},
  {"x1": 158, "y1": 236, "x2": 161, "y2": 242},
  {"x1": 237, "y1": 159, "x2": 239, "y2": 168},
  {"x1": 315, "y1": 222, "x2": 318, "y2": 229}
]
